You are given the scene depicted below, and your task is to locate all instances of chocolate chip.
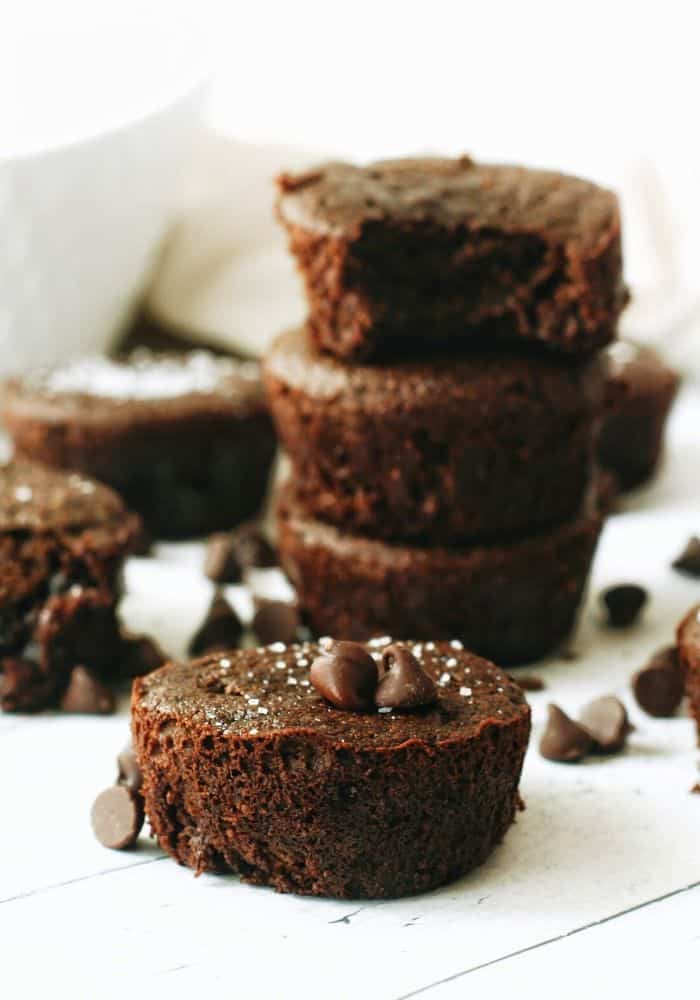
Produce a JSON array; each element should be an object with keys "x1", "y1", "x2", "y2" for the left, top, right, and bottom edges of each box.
[
  {"x1": 252, "y1": 599, "x2": 300, "y2": 646},
  {"x1": 579, "y1": 695, "x2": 630, "y2": 753},
  {"x1": 204, "y1": 533, "x2": 242, "y2": 584},
  {"x1": 539, "y1": 704, "x2": 593, "y2": 762},
  {"x1": 375, "y1": 644, "x2": 438, "y2": 710},
  {"x1": 117, "y1": 744, "x2": 142, "y2": 792},
  {"x1": 230, "y1": 523, "x2": 277, "y2": 571},
  {"x1": 632, "y1": 646, "x2": 685, "y2": 717},
  {"x1": 0, "y1": 657, "x2": 52, "y2": 712},
  {"x1": 691, "y1": 783, "x2": 700, "y2": 795},
  {"x1": 601, "y1": 584, "x2": 648, "y2": 628},
  {"x1": 672, "y1": 537, "x2": 700, "y2": 577},
  {"x1": 188, "y1": 591, "x2": 242, "y2": 657},
  {"x1": 512, "y1": 674, "x2": 545, "y2": 692},
  {"x1": 91, "y1": 785, "x2": 144, "y2": 849},
  {"x1": 310, "y1": 641, "x2": 379, "y2": 711},
  {"x1": 130, "y1": 521, "x2": 152, "y2": 557},
  {"x1": 60, "y1": 666, "x2": 115, "y2": 714},
  {"x1": 120, "y1": 633, "x2": 167, "y2": 678}
]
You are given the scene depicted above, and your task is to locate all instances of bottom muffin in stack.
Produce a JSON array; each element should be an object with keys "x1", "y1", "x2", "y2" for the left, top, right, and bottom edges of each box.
[{"x1": 277, "y1": 479, "x2": 610, "y2": 664}]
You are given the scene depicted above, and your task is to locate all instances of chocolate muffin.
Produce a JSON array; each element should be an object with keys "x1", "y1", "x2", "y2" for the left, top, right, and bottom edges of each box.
[
  {"x1": 277, "y1": 479, "x2": 610, "y2": 664},
  {"x1": 0, "y1": 461, "x2": 140, "y2": 710},
  {"x1": 598, "y1": 340, "x2": 680, "y2": 490},
  {"x1": 3, "y1": 351, "x2": 276, "y2": 539},
  {"x1": 276, "y1": 157, "x2": 626, "y2": 362},
  {"x1": 677, "y1": 605, "x2": 700, "y2": 742},
  {"x1": 132, "y1": 640, "x2": 530, "y2": 898},
  {"x1": 264, "y1": 327, "x2": 606, "y2": 543}
]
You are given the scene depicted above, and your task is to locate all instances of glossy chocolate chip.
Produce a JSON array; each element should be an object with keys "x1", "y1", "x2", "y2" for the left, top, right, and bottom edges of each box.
[
  {"x1": 375, "y1": 644, "x2": 438, "y2": 710},
  {"x1": 539, "y1": 704, "x2": 593, "y2": 762},
  {"x1": 632, "y1": 646, "x2": 685, "y2": 717},
  {"x1": 189, "y1": 592, "x2": 242, "y2": 657},
  {"x1": 0, "y1": 657, "x2": 52, "y2": 713},
  {"x1": 120, "y1": 634, "x2": 167, "y2": 679},
  {"x1": 91, "y1": 785, "x2": 144, "y2": 850},
  {"x1": 60, "y1": 666, "x2": 115, "y2": 715},
  {"x1": 252, "y1": 599, "x2": 300, "y2": 646},
  {"x1": 579, "y1": 695, "x2": 630, "y2": 753},
  {"x1": 310, "y1": 641, "x2": 379, "y2": 711},
  {"x1": 117, "y1": 744, "x2": 143, "y2": 793},
  {"x1": 230, "y1": 524, "x2": 278, "y2": 571},
  {"x1": 601, "y1": 584, "x2": 648, "y2": 628},
  {"x1": 204, "y1": 533, "x2": 242, "y2": 584},
  {"x1": 672, "y1": 537, "x2": 700, "y2": 577}
]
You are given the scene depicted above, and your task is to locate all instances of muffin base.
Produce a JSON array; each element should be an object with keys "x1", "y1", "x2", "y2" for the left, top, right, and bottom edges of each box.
[{"x1": 277, "y1": 480, "x2": 610, "y2": 664}]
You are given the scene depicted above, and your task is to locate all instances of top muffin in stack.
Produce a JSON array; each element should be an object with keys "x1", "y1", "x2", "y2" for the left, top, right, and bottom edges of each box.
[{"x1": 265, "y1": 156, "x2": 626, "y2": 663}]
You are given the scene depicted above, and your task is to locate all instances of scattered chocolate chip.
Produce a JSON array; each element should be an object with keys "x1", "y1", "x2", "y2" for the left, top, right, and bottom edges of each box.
[
  {"x1": 512, "y1": 674, "x2": 545, "y2": 692},
  {"x1": 117, "y1": 744, "x2": 142, "y2": 792},
  {"x1": 130, "y1": 522, "x2": 152, "y2": 557},
  {"x1": 539, "y1": 704, "x2": 593, "y2": 762},
  {"x1": 252, "y1": 598, "x2": 300, "y2": 646},
  {"x1": 601, "y1": 584, "x2": 648, "y2": 628},
  {"x1": 310, "y1": 641, "x2": 379, "y2": 711},
  {"x1": 230, "y1": 523, "x2": 277, "y2": 571},
  {"x1": 691, "y1": 783, "x2": 700, "y2": 795},
  {"x1": 188, "y1": 592, "x2": 243, "y2": 657},
  {"x1": 0, "y1": 657, "x2": 52, "y2": 712},
  {"x1": 579, "y1": 695, "x2": 630, "y2": 753},
  {"x1": 672, "y1": 536, "x2": 700, "y2": 577},
  {"x1": 204, "y1": 533, "x2": 242, "y2": 584},
  {"x1": 91, "y1": 785, "x2": 144, "y2": 849},
  {"x1": 632, "y1": 645, "x2": 685, "y2": 717},
  {"x1": 59, "y1": 666, "x2": 115, "y2": 714},
  {"x1": 375, "y1": 644, "x2": 438, "y2": 710},
  {"x1": 120, "y1": 633, "x2": 167, "y2": 678}
]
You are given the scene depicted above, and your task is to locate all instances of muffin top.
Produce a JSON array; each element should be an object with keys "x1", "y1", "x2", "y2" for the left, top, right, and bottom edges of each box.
[
  {"x1": 277, "y1": 156, "x2": 620, "y2": 246},
  {"x1": 265, "y1": 327, "x2": 605, "y2": 414},
  {"x1": 135, "y1": 637, "x2": 529, "y2": 751},
  {"x1": 0, "y1": 460, "x2": 128, "y2": 533},
  {"x1": 3, "y1": 351, "x2": 265, "y2": 424}
]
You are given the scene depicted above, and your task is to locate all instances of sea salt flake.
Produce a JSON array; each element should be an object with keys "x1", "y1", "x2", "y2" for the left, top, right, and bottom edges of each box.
[
  {"x1": 287, "y1": 677, "x2": 298, "y2": 686},
  {"x1": 450, "y1": 640, "x2": 463, "y2": 650},
  {"x1": 446, "y1": 657, "x2": 458, "y2": 668},
  {"x1": 275, "y1": 660, "x2": 286, "y2": 670},
  {"x1": 459, "y1": 686, "x2": 472, "y2": 697},
  {"x1": 378, "y1": 707, "x2": 392, "y2": 714},
  {"x1": 219, "y1": 658, "x2": 231, "y2": 668},
  {"x1": 438, "y1": 672, "x2": 451, "y2": 687},
  {"x1": 269, "y1": 642, "x2": 285, "y2": 653},
  {"x1": 247, "y1": 697, "x2": 260, "y2": 706},
  {"x1": 13, "y1": 486, "x2": 32, "y2": 502},
  {"x1": 300, "y1": 679, "x2": 310, "y2": 687},
  {"x1": 257, "y1": 707, "x2": 269, "y2": 715}
]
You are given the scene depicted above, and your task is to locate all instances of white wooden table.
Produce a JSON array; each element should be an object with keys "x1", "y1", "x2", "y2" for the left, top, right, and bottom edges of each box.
[{"x1": 2, "y1": 390, "x2": 699, "y2": 1000}]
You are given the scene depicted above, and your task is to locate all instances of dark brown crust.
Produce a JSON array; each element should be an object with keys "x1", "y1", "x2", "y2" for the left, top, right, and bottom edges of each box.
[
  {"x1": 264, "y1": 328, "x2": 606, "y2": 542},
  {"x1": 598, "y1": 340, "x2": 680, "y2": 490},
  {"x1": 677, "y1": 605, "x2": 700, "y2": 745},
  {"x1": 276, "y1": 158, "x2": 627, "y2": 362},
  {"x1": 0, "y1": 461, "x2": 139, "y2": 707},
  {"x1": 132, "y1": 642, "x2": 530, "y2": 898},
  {"x1": 3, "y1": 356, "x2": 276, "y2": 539},
  {"x1": 277, "y1": 479, "x2": 610, "y2": 664}
]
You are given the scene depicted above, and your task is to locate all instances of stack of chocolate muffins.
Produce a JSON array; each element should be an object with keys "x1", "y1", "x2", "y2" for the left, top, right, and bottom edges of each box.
[{"x1": 265, "y1": 157, "x2": 628, "y2": 663}]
